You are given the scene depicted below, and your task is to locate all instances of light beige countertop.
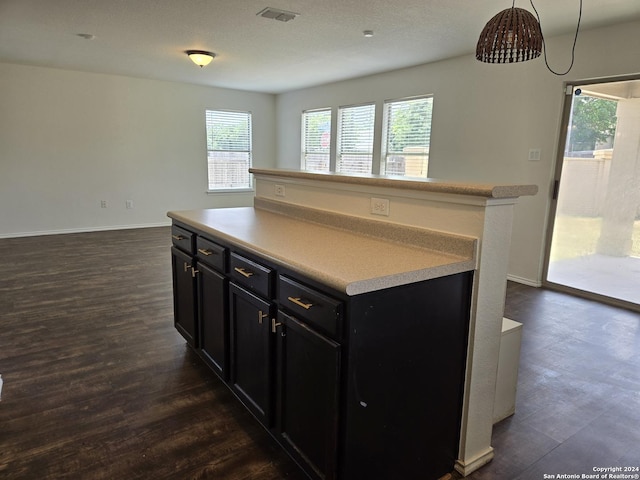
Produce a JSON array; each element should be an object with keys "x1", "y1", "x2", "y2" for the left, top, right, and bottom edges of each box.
[
  {"x1": 168, "y1": 206, "x2": 477, "y2": 296},
  {"x1": 250, "y1": 168, "x2": 539, "y2": 199}
]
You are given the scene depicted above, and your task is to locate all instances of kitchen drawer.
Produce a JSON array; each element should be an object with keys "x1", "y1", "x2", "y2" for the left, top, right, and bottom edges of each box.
[
  {"x1": 171, "y1": 225, "x2": 195, "y2": 255},
  {"x1": 229, "y1": 252, "x2": 273, "y2": 298},
  {"x1": 278, "y1": 275, "x2": 342, "y2": 339},
  {"x1": 196, "y1": 236, "x2": 226, "y2": 272}
]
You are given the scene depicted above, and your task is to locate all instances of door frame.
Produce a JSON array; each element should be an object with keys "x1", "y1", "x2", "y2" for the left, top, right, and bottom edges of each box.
[{"x1": 541, "y1": 73, "x2": 640, "y2": 313}]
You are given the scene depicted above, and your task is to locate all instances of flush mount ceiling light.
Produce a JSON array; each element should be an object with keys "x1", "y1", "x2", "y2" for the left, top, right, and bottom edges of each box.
[
  {"x1": 476, "y1": 0, "x2": 582, "y2": 76},
  {"x1": 186, "y1": 50, "x2": 216, "y2": 68}
]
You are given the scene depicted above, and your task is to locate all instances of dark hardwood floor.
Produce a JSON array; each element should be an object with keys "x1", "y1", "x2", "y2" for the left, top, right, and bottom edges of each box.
[
  {"x1": 1, "y1": 227, "x2": 638, "y2": 479},
  {"x1": 0, "y1": 227, "x2": 305, "y2": 480},
  {"x1": 455, "y1": 283, "x2": 640, "y2": 479}
]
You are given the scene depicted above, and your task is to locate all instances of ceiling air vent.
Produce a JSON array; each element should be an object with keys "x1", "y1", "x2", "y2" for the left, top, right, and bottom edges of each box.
[{"x1": 256, "y1": 7, "x2": 299, "y2": 22}]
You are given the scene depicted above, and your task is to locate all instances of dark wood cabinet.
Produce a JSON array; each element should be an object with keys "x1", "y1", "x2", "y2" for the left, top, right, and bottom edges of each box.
[
  {"x1": 340, "y1": 273, "x2": 472, "y2": 480},
  {"x1": 229, "y1": 282, "x2": 275, "y2": 427},
  {"x1": 198, "y1": 263, "x2": 228, "y2": 379},
  {"x1": 170, "y1": 221, "x2": 473, "y2": 480},
  {"x1": 170, "y1": 246, "x2": 198, "y2": 347},
  {"x1": 276, "y1": 311, "x2": 341, "y2": 480}
]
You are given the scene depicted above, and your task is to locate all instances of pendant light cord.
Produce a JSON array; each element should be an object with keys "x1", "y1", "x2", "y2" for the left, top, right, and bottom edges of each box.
[{"x1": 529, "y1": 0, "x2": 583, "y2": 76}]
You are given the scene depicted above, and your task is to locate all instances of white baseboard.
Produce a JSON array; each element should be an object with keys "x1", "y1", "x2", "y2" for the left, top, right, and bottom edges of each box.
[
  {"x1": 455, "y1": 447, "x2": 495, "y2": 476},
  {"x1": 507, "y1": 274, "x2": 542, "y2": 287},
  {"x1": 0, "y1": 222, "x2": 171, "y2": 239}
]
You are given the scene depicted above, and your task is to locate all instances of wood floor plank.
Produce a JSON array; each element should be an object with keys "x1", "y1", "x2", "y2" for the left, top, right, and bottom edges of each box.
[
  {"x1": 0, "y1": 227, "x2": 306, "y2": 480},
  {"x1": 3, "y1": 227, "x2": 638, "y2": 479}
]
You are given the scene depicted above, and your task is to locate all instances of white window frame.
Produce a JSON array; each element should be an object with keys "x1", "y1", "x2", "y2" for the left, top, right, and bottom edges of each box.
[
  {"x1": 381, "y1": 96, "x2": 433, "y2": 178},
  {"x1": 336, "y1": 103, "x2": 376, "y2": 175},
  {"x1": 301, "y1": 108, "x2": 332, "y2": 172},
  {"x1": 205, "y1": 109, "x2": 253, "y2": 192}
]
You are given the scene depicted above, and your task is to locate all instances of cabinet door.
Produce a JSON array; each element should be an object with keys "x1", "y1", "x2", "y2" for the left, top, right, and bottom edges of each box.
[
  {"x1": 198, "y1": 262, "x2": 228, "y2": 380},
  {"x1": 171, "y1": 246, "x2": 197, "y2": 347},
  {"x1": 229, "y1": 282, "x2": 274, "y2": 427},
  {"x1": 277, "y1": 311, "x2": 341, "y2": 480}
]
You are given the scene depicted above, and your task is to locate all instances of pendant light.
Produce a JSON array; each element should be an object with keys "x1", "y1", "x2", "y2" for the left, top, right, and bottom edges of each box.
[
  {"x1": 476, "y1": 5, "x2": 542, "y2": 64},
  {"x1": 476, "y1": 0, "x2": 583, "y2": 76}
]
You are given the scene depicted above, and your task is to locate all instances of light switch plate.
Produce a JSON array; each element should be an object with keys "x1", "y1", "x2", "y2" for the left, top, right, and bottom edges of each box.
[{"x1": 528, "y1": 149, "x2": 541, "y2": 161}]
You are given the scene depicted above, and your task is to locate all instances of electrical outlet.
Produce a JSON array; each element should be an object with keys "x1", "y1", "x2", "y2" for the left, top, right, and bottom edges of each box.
[
  {"x1": 275, "y1": 184, "x2": 286, "y2": 197},
  {"x1": 100, "y1": 200, "x2": 107, "y2": 208},
  {"x1": 126, "y1": 200, "x2": 134, "y2": 209},
  {"x1": 371, "y1": 197, "x2": 390, "y2": 216}
]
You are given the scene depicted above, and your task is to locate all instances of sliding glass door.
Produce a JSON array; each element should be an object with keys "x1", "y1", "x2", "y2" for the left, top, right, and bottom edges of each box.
[{"x1": 545, "y1": 78, "x2": 640, "y2": 309}]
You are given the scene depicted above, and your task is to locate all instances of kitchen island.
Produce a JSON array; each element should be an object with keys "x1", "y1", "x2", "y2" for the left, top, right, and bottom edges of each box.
[
  {"x1": 168, "y1": 169, "x2": 537, "y2": 479},
  {"x1": 169, "y1": 205, "x2": 477, "y2": 296}
]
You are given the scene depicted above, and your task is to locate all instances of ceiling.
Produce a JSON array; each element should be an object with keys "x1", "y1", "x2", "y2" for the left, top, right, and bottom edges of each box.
[{"x1": 1, "y1": 0, "x2": 639, "y2": 94}]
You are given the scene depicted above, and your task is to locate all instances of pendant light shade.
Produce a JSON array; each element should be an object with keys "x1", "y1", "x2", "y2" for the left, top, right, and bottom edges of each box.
[
  {"x1": 476, "y1": 7, "x2": 542, "y2": 64},
  {"x1": 186, "y1": 50, "x2": 215, "y2": 67}
]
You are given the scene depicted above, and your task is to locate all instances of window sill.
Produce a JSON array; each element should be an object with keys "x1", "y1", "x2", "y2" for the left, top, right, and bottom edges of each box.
[{"x1": 206, "y1": 188, "x2": 255, "y2": 195}]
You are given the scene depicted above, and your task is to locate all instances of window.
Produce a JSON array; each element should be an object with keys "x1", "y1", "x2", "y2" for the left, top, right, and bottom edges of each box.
[
  {"x1": 382, "y1": 96, "x2": 433, "y2": 178},
  {"x1": 299, "y1": 95, "x2": 434, "y2": 177},
  {"x1": 205, "y1": 109, "x2": 252, "y2": 190},
  {"x1": 301, "y1": 109, "x2": 331, "y2": 172},
  {"x1": 337, "y1": 103, "x2": 375, "y2": 174}
]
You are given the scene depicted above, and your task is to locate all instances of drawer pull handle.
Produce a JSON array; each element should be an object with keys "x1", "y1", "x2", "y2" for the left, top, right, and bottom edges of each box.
[
  {"x1": 271, "y1": 318, "x2": 282, "y2": 333},
  {"x1": 172, "y1": 234, "x2": 185, "y2": 241},
  {"x1": 191, "y1": 268, "x2": 199, "y2": 278},
  {"x1": 198, "y1": 248, "x2": 214, "y2": 256},
  {"x1": 183, "y1": 262, "x2": 192, "y2": 273},
  {"x1": 258, "y1": 310, "x2": 268, "y2": 325},
  {"x1": 234, "y1": 267, "x2": 254, "y2": 278},
  {"x1": 287, "y1": 296, "x2": 313, "y2": 310}
]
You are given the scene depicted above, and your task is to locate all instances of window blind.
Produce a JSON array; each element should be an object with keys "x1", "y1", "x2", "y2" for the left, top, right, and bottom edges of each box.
[
  {"x1": 383, "y1": 97, "x2": 433, "y2": 178},
  {"x1": 206, "y1": 110, "x2": 252, "y2": 190},
  {"x1": 302, "y1": 109, "x2": 331, "y2": 172},
  {"x1": 337, "y1": 103, "x2": 375, "y2": 174}
]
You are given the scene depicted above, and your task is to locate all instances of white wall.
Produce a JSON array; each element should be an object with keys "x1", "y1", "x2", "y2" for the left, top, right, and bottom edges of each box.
[
  {"x1": 274, "y1": 20, "x2": 640, "y2": 285},
  {"x1": 3, "y1": 21, "x2": 639, "y2": 282},
  {"x1": 0, "y1": 63, "x2": 276, "y2": 237}
]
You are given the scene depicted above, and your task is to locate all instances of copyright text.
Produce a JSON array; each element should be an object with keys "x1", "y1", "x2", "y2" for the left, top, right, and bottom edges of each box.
[{"x1": 542, "y1": 467, "x2": 640, "y2": 480}]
